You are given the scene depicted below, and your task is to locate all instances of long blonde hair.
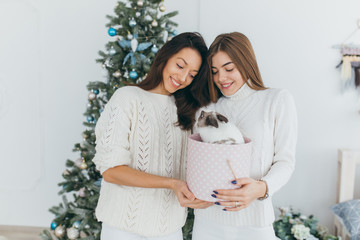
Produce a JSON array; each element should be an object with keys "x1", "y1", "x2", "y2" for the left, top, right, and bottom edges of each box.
[{"x1": 208, "y1": 32, "x2": 267, "y2": 102}]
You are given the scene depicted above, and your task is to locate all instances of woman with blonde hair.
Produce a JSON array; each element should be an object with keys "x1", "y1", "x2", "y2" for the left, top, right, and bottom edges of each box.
[{"x1": 192, "y1": 32, "x2": 297, "y2": 240}]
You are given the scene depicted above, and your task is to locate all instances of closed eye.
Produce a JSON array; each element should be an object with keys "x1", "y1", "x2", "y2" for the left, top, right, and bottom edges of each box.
[
  {"x1": 226, "y1": 68, "x2": 234, "y2": 72},
  {"x1": 211, "y1": 71, "x2": 218, "y2": 75},
  {"x1": 177, "y1": 64, "x2": 183, "y2": 69}
]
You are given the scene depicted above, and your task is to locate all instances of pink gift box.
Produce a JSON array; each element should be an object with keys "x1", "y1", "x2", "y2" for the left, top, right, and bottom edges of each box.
[{"x1": 186, "y1": 133, "x2": 252, "y2": 202}]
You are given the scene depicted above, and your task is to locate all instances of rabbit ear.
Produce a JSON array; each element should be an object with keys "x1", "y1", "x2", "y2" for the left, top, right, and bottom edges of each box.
[
  {"x1": 206, "y1": 115, "x2": 219, "y2": 128},
  {"x1": 216, "y1": 113, "x2": 228, "y2": 123}
]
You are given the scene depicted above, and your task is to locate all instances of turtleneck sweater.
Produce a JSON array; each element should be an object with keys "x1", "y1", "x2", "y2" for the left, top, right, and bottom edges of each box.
[
  {"x1": 92, "y1": 86, "x2": 189, "y2": 237},
  {"x1": 194, "y1": 83, "x2": 297, "y2": 227}
]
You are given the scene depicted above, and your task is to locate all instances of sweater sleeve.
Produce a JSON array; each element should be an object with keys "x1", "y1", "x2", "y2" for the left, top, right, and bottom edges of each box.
[
  {"x1": 92, "y1": 88, "x2": 134, "y2": 174},
  {"x1": 261, "y1": 90, "x2": 298, "y2": 196}
]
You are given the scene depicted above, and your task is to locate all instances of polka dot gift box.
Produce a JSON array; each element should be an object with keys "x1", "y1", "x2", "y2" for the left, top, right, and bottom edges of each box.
[{"x1": 186, "y1": 133, "x2": 252, "y2": 202}]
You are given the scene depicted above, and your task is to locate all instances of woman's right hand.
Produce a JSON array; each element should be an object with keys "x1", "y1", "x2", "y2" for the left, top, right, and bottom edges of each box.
[
  {"x1": 170, "y1": 180, "x2": 213, "y2": 209},
  {"x1": 171, "y1": 179, "x2": 195, "y2": 207}
]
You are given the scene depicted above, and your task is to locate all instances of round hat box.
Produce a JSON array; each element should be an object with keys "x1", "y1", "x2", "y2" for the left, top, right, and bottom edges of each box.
[{"x1": 186, "y1": 133, "x2": 252, "y2": 202}]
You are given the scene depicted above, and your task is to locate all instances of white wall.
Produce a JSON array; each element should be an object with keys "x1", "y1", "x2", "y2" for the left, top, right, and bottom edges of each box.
[{"x1": 1, "y1": 0, "x2": 360, "y2": 232}]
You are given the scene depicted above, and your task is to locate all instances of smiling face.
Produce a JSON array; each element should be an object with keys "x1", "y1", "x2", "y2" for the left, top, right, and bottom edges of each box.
[
  {"x1": 152, "y1": 47, "x2": 202, "y2": 95},
  {"x1": 211, "y1": 51, "x2": 245, "y2": 96}
]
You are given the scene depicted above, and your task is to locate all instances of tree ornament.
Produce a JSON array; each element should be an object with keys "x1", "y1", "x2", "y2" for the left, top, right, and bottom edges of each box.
[
  {"x1": 108, "y1": 47, "x2": 116, "y2": 56},
  {"x1": 151, "y1": 45, "x2": 158, "y2": 53},
  {"x1": 163, "y1": 31, "x2": 168, "y2": 42},
  {"x1": 88, "y1": 92, "x2": 96, "y2": 100},
  {"x1": 80, "y1": 161, "x2": 87, "y2": 170},
  {"x1": 75, "y1": 158, "x2": 83, "y2": 168},
  {"x1": 129, "y1": 70, "x2": 138, "y2": 79},
  {"x1": 127, "y1": 33, "x2": 133, "y2": 40},
  {"x1": 67, "y1": 227, "x2": 80, "y2": 239},
  {"x1": 92, "y1": 89, "x2": 99, "y2": 95},
  {"x1": 144, "y1": 15, "x2": 152, "y2": 21},
  {"x1": 137, "y1": 0, "x2": 144, "y2": 7},
  {"x1": 112, "y1": 70, "x2": 122, "y2": 78},
  {"x1": 136, "y1": 12, "x2": 141, "y2": 17},
  {"x1": 172, "y1": 30, "x2": 179, "y2": 36},
  {"x1": 80, "y1": 141, "x2": 86, "y2": 148},
  {"x1": 108, "y1": 28, "x2": 117, "y2": 36},
  {"x1": 124, "y1": 70, "x2": 129, "y2": 79},
  {"x1": 167, "y1": 36, "x2": 173, "y2": 41},
  {"x1": 129, "y1": 18, "x2": 137, "y2": 27},
  {"x1": 159, "y1": 4, "x2": 166, "y2": 12},
  {"x1": 51, "y1": 221, "x2": 57, "y2": 230},
  {"x1": 79, "y1": 187, "x2": 86, "y2": 197},
  {"x1": 131, "y1": 38, "x2": 139, "y2": 52},
  {"x1": 55, "y1": 226, "x2": 66, "y2": 238},
  {"x1": 101, "y1": 63, "x2": 106, "y2": 68},
  {"x1": 73, "y1": 221, "x2": 81, "y2": 229},
  {"x1": 117, "y1": 36, "x2": 124, "y2": 41},
  {"x1": 151, "y1": 19, "x2": 158, "y2": 27},
  {"x1": 62, "y1": 169, "x2": 70, "y2": 176}
]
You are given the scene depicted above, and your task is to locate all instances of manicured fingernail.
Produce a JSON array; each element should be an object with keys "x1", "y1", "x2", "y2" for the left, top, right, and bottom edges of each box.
[
  {"x1": 231, "y1": 180, "x2": 237, "y2": 184},
  {"x1": 222, "y1": 208, "x2": 227, "y2": 211},
  {"x1": 214, "y1": 202, "x2": 220, "y2": 205},
  {"x1": 213, "y1": 190, "x2": 218, "y2": 194},
  {"x1": 211, "y1": 194, "x2": 217, "y2": 198}
]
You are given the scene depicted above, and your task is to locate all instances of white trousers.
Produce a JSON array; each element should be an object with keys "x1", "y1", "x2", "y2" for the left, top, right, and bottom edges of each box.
[
  {"x1": 100, "y1": 223, "x2": 183, "y2": 240},
  {"x1": 192, "y1": 217, "x2": 278, "y2": 240}
]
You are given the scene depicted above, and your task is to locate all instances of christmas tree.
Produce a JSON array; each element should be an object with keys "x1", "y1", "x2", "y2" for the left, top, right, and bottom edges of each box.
[{"x1": 40, "y1": 0, "x2": 180, "y2": 239}]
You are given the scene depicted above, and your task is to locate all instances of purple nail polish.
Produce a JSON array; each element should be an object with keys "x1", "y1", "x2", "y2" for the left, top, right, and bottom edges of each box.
[
  {"x1": 214, "y1": 202, "x2": 220, "y2": 205},
  {"x1": 231, "y1": 180, "x2": 237, "y2": 184},
  {"x1": 211, "y1": 194, "x2": 217, "y2": 198},
  {"x1": 222, "y1": 208, "x2": 227, "y2": 211},
  {"x1": 213, "y1": 190, "x2": 218, "y2": 194}
]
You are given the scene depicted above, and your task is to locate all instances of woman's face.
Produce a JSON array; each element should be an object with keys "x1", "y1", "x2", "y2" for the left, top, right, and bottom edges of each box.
[
  {"x1": 211, "y1": 51, "x2": 245, "y2": 96},
  {"x1": 158, "y1": 47, "x2": 202, "y2": 95}
]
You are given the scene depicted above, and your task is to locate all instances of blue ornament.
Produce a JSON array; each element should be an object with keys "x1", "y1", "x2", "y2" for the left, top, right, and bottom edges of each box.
[
  {"x1": 172, "y1": 30, "x2": 178, "y2": 36},
  {"x1": 129, "y1": 19, "x2": 137, "y2": 27},
  {"x1": 151, "y1": 45, "x2": 158, "y2": 53},
  {"x1": 94, "y1": 178, "x2": 103, "y2": 187},
  {"x1": 129, "y1": 70, "x2": 138, "y2": 79},
  {"x1": 87, "y1": 116, "x2": 94, "y2": 122},
  {"x1": 73, "y1": 221, "x2": 81, "y2": 229},
  {"x1": 92, "y1": 89, "x2": 99, "y2": 95},
  {"x1": 51, "y1": 221, "x2": 57, "y2": 230},
  {"x1": 108, "y1": 28, "x2": 117, "y2": 36},
  {"x1": 99, "y1": 108, "x2": 104, "y2": 113}
]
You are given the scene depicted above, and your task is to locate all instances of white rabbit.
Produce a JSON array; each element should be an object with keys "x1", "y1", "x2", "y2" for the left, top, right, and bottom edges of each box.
[{"x1": 196, "y1": 110, "x2": 245, "y2": 144}]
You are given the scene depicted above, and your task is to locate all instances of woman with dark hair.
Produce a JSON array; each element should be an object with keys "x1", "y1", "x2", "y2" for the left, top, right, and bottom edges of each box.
[
  {"x1": 92, "y1": 32, "x2": 212, "y2": 240},
  {"x1": 192, "y1": 32, "x2": 297, "y2": 240}
]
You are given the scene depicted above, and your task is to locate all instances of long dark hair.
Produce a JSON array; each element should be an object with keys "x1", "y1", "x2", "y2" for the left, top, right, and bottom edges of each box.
[
  {"x1": 138, "y1": 32, "x2": 210, "y2": 130},
  {"x1": 207, "y1": 32, "x2": 267, "y2": 102}
]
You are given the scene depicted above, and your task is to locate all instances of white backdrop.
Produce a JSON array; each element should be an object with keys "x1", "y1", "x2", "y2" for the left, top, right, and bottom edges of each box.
[{"x1": 1, "y1": 0, "x2": 360, "y2": 231}]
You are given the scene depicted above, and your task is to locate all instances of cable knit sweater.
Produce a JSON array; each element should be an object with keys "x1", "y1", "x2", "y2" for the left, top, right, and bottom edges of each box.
[
  {"x1": 92, "y1": 86, "x2": 189, "y2": 237},
  {"x1": 194, "y1": 83, "x2": 298, "y2": 227}
]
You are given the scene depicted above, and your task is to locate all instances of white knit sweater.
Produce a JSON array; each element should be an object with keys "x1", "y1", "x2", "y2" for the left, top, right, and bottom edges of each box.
[
  {"x1": 194, "y1": 83, "x2": 298, "y2": 227},
  {"x1": 92, "y1": 86, "x2": 189, "y2": 237}
]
